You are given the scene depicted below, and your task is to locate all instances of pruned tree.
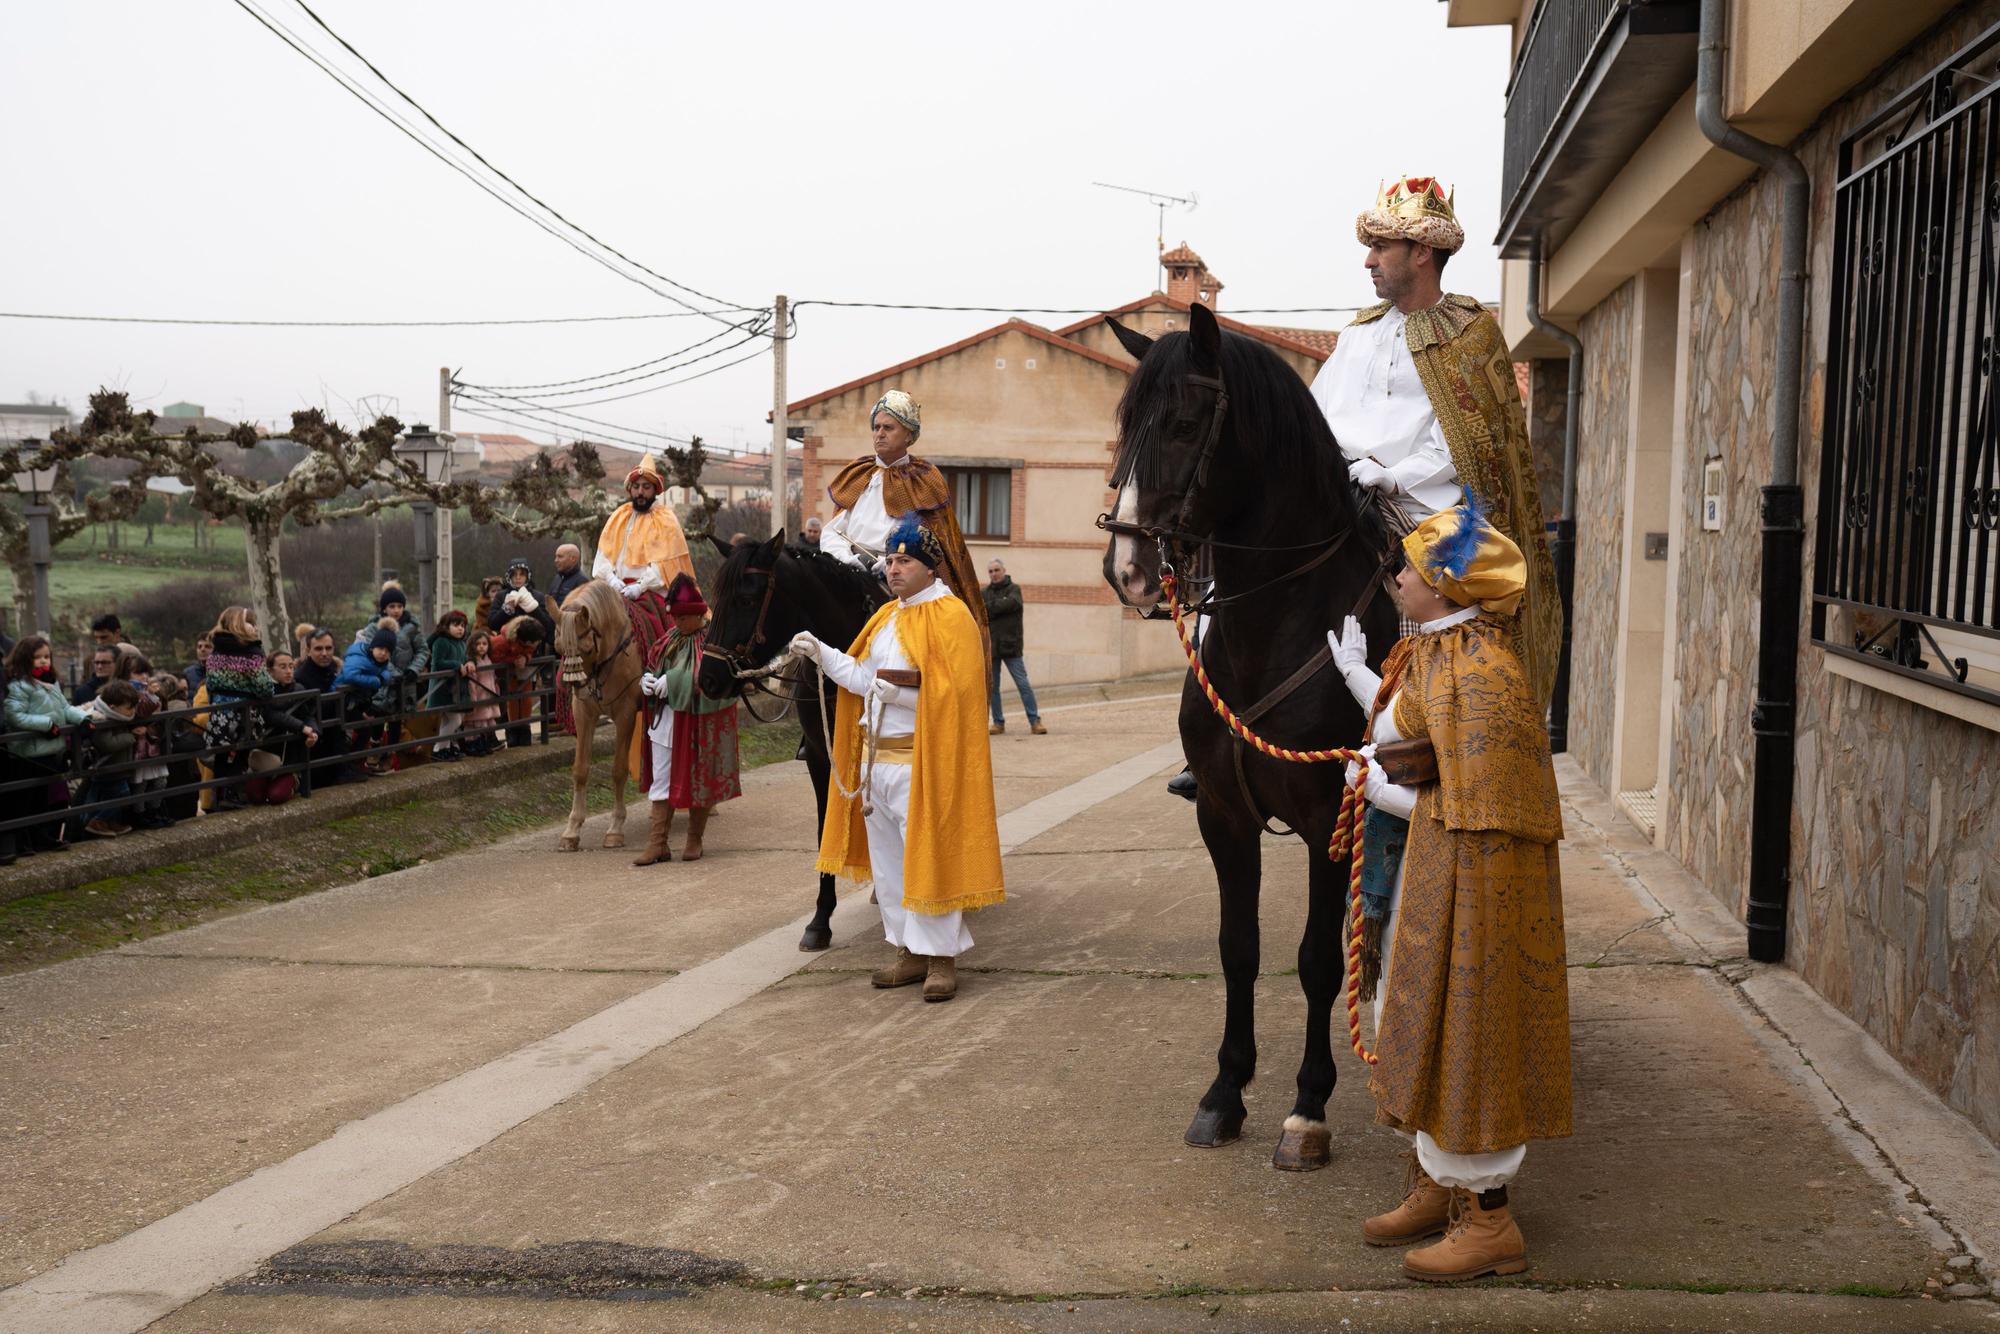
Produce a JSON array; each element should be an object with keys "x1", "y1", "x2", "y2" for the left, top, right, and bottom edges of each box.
[
  {"x1": 0, "y1": 438, "x2": 162, "y2": 635},
  {"x1": 408, "y1": 436, "x2": 722, "y2": 550},
  {"x1": 43, "y1": 389, "x2": 415, "y2": 638}
]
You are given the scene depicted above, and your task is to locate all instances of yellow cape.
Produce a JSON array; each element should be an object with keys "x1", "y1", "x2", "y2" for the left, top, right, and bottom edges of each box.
[
  {"x1": 813, "y1": 591, "x2": 1005, "y2": 915},
  {"x1": 596, "y1": 502, "x2": 694, "y2": 589}
]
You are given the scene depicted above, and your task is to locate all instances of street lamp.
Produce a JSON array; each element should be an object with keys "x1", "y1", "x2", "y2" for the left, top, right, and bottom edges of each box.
[
  {"x1": 396, "y1": 425, "x2": 452, "y2": 629},
  {"x1": 11, "y1": 445, "x2": 59, "y2": 636}
]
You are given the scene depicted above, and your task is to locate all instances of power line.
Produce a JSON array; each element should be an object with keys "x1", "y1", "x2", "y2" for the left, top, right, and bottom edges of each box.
[
  {"x1": 0, "y1": 309, "x2": 735, "y2": 328},
  {"x1": 457, "y1": 319, "x2": 771, "y2": 399},
  {"x1": 473, "y1": 339, "x2": 772, "y2": 412},
  {"x1": 234, "y1": 0, "x2": 763, "y2": 328},
  {"x1": 791, "y1": 299, "x2": 1440, "y2": 316}
]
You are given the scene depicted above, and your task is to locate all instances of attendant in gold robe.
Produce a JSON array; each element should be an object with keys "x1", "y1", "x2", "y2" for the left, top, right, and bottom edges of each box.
[
  {"x1": 791, "y1": 511, "x2": 1003, "y2": 1004},
  {"x1": 1334, "y1": 499, "x2": 1570, "y2": 1284},
  {"x1": 1313, "y1": 176, "x2": 1561, "y2": 707}
]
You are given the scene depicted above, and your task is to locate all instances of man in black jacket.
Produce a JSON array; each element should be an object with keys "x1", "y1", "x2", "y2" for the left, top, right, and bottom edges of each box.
[
  {"x1": 548, "y1": 543, "x2": 588, "y2": 610},
  {"x1": 982, "y1": 559, "x2": 1045, "y2": 736}
]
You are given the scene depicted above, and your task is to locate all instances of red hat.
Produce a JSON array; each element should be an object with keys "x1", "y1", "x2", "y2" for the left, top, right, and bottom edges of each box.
[{"x1": 666, "y1": 573, "x2": 708, "y2": 616}]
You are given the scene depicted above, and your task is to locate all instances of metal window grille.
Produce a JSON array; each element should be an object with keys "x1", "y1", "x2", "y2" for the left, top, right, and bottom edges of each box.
[
  {"x1": 1815, "y1": 20, "x2": 2000, "y2": 706},
  {"x1": 1500, "y1": 0, "x2": 1625, "y2": 219}
]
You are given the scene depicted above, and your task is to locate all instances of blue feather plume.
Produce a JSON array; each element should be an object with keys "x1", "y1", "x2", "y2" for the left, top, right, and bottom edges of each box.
[
  {"x1": 1425, "y1": 485, "x2": 1489, "y2": 582},
  {"x1": 885, "y1": 511, "x2": 932, "y2": 562}
]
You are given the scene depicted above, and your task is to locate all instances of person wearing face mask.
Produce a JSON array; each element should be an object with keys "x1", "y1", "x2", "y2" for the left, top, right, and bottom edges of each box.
[
  {"x1": 789, "y1": 513, "x2": 1004, "y2": 1004},
  {"x1": 3, "y1": 635, "x2": 91, "y2": 860}
]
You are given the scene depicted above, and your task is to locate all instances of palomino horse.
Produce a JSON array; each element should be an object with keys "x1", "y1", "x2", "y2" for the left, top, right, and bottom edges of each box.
[
  {"x1": 554, "y1": 578, "x2": 645, "y2": 852},
  {"x1": 696, "y1": 531, "x2": 888, "y2": 950},
  {"x1": 1101, "y1": 302, "x2": 1397, "y2": 1170}
]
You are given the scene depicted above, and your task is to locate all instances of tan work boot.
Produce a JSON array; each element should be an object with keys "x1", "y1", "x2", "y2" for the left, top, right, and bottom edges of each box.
[
  {"x1": 871, "y1": 948, "x2": 926, "y2": 988},
  {"x1": 632, "y1": 802, "x2": 672, "y2": 866},
  {"x1": 681, "y1": 805, "x2": 711, "y2": 862},
  {"x1": 1030, "y1": 720, "x2": 1047, "y2": 735},
  {"x1": 1362, "y1": 1152, "x2": 1452, "y2": 1247},
  {"x1": 923, "y1": 954, "x2": 957, "y2": 1002},
  {"x1": 989, "y1": 722, "x2": 1004, "y2": 735},
  {"x1": 1403, "y1": 1188, "x2": 1529, "y2": 1282}
]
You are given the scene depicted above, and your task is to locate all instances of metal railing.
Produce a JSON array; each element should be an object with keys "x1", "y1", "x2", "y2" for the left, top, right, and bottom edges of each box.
[
  {"x1": 0, "y1": 656, "x2": 558, "y2": 840},
  {"x1": 1501, "y1": 0, "x2": 1625, "y2": 221},
  {"x1": 1815, "y1": 19, "x2": 2000, "y2": 706}
]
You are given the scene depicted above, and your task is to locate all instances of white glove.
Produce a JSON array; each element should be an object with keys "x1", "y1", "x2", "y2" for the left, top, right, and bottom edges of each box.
[
  {"x1": 640, "y1": 671, "x2": 663, "y2": 697},
  {"x1": 868, "y1": 678, "x2": 901, "y2": 706},
  {"x1": 1330, "y1": 615, "x2": 1383, "y2": 709},
  {"x1": 620, "y1": 581, "x2": 645, "y2": 600},
  {"x1": 1343, "y1": 742, "x2": 1376, "y2": 792},
  {"x1": 788, "y1": 632, "x2": 821, "y2": 663},
  {"x1": 1330, "y1": 616, "x2": 1368, "y2": 674},
  {"x1": 867, "y1": 556, "x2": 887, "y2": 578},
  {"x1": 1350, "y1": 458, "x2": 1394, "y2": 492}
]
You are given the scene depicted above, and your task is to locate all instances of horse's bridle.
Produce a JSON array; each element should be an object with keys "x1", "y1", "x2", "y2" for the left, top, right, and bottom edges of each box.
[
  {"x1": 1096, "y1": 362, "x2": 1374, "y2": 613},
  {"x1": 699, "y1": 559, "x2": 783, "y2": 682}
]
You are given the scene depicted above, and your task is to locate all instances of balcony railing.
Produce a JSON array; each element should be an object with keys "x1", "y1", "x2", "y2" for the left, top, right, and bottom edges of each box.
[{"x1": 1497, "y1": 0, "x2": 1699, "y2": 259}]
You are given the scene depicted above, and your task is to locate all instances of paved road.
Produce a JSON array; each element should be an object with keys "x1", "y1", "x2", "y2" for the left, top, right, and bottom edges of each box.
[{"x1": 1, "y1": 692, "x2": 1992, "y2": 1331}]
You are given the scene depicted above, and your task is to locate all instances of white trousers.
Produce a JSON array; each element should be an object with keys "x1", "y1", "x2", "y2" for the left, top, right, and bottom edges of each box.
[
  {"x1": 1373, "y1": 862, "x2": 1525, "y2": 1192},
  {"x1": 646, "y1": 707, "x2": 676, "y2": 802},
  {"x1": 864, "y1": 762, "x2": 973, "y2": 958}
]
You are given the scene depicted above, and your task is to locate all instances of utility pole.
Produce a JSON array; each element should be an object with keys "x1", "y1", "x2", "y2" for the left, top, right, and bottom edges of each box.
[
  {"x1": 436, "y1": 366, "x2": 455, "y2": 617},
  {"x1": 771, "y1": 295, "x2": 789, "y2": 540}
]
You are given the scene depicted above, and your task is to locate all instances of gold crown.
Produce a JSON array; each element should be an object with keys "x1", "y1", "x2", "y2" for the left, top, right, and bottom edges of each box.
[{"x1": 1357, "y1": 175, "x2": 1464, "y2": 253}]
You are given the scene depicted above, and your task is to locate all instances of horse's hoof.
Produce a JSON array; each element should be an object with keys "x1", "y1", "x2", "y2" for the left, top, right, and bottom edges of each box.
[
  {"x1": 1184, "y1": 1106, "x2": 1244, "y2": 1148},
  {"x1": 1272, "y1": 1117, "x2": 1332, "y2": 1172},
  {"x1": 557, "y1": 837, "x2": 580, "y2": 852},
  {"x1": 602, "y1": 833, "x2": 625, "y2": 849},
  {"x1": 798, "y1": 924, "x2": 832, "y2": 952}
]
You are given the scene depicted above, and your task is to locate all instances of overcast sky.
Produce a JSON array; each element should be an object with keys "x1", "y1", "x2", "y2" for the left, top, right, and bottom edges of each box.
[{"x1": 1, "y1": 2, "x2": 1510, "y2": 456}]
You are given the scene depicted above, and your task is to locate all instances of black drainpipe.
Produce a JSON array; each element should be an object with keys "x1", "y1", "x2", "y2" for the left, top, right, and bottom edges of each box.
[
  {"x1": 1525, "y1": 239, "x2": 1581, "y2": 754},
  {"x1": 1696, "y1": 0, "x2": 1809, "y2": 964}
]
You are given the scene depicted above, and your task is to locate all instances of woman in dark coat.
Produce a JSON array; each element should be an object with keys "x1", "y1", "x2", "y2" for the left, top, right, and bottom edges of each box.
[{"x1": 200, "y1": 607, "x2": 276, "y2": 809}]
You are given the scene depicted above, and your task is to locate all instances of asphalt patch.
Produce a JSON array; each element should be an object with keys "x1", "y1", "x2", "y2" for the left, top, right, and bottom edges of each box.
[{"x1": 225, "y1": 1239, "x2": 745, "y2": 1303}]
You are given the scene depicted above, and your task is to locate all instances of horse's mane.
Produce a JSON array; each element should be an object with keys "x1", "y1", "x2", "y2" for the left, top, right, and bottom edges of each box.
[
  {"x1": 556, "y1": 577, "x2": 626, "y2": 661},
  {"x1": 1114, "y1": 329, "x2": 1384, "y2": 552},
  {"x1": 713, "y1": 539, "x2": 886, "y2": 620}
]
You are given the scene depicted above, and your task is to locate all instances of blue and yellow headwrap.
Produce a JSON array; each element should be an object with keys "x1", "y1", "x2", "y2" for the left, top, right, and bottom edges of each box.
[
  {"x1": 884, "y1": 511, "x2": 943, "y2": 569},
  {"x1": 1402, "y1": 490, "x2": 1527, "y2": 616},
  {"x1": 870, "y1": 388, "x2": 921, "y2": 440}
]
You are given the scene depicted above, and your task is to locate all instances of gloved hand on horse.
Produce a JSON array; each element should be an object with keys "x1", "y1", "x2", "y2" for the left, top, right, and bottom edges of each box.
[
  {"x1": 1328, "y1": 615, "x2": 1383, "y2": 709},
  {"x1": 788, "y1": 631, "x2": 821, "y2": 663},
  {"x1": 1350, "y1": 457, "x2": 1394, "y2": 492},
  {"x1": 619, "y1": 580, "x2": 646, "y2": 601}
]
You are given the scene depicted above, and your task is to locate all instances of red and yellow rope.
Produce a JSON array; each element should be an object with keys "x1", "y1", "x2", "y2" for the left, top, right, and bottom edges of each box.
[{"x1": 1160, "y1": 573, "x2": 1379, "y2": 1066}]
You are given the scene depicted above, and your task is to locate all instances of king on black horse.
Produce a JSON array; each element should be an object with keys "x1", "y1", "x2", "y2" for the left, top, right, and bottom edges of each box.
[{"x1": 1102, "y1": 301, "x2": 1396, "y2": 1170}]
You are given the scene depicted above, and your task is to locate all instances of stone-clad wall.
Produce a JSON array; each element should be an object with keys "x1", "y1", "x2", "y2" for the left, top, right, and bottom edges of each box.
[
  {"x1": 1569, "y1": 282, "x2": 1634, "y2": 791},
  {"x1": 1665, "y1": 1, "x2": 2000, "y2": 1142}
]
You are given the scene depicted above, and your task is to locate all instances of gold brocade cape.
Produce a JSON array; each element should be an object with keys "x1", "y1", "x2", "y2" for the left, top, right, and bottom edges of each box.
[
  {"x1": 595, "y1": 502, "x2": 695, "y2": 590},
  {"x1": 813, "y1": 591, "x2": 1005, "y2": 916},
  {"x1": 1369, "y1": 616, "x2": 1573, "y2": 1154},
  {"x1": 826, "y1": 455, "x2": 990, "y2": 641},
  {"x1": 1347, "y1": 295, "x2": 1562, "y2": 707}
]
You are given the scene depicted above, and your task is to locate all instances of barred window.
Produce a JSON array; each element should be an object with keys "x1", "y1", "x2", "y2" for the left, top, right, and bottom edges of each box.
[
  {"x1": 943, "y1": 466, "x2": 1011, "y2": 541},
  {"x1": 1816, "y1": 27, "x2": 2000, "y2": 706}
]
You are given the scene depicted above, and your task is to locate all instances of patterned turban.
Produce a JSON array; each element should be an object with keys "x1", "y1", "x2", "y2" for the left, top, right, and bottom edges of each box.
[
  {"x1": 1403, "y1": 492, "x2": 1526, "y2": 617},
  {"x1": 1356, "y1": 175, "x2": 1465, "y2": 254},
  {"x1": 870, "y1": 389, "x2": 921, "y2": 440}
]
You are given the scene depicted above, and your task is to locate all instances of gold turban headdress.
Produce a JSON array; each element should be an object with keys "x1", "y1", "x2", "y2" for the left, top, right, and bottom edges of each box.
[
  {"x1": 1356, "y1": 175, "x2": 1464, "y2": 254},
  {"x1": 1403, "y1": 494, "x2": 1526, "y2": 617},
  {"x1": 625, "y1": 451, "x2": 666, "y2": 491},
  {"x1": 870, "y1": 388, "x2": 921, "y2": 440}
]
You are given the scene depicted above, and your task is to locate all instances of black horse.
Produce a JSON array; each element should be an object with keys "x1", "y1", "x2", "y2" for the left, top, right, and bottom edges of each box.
[
  {"x1": 696, "y1": 531, "x2": 889, "y2": 951},
  {"x1": 1101, "y1": 301, "x2": 1397, "y2": 1170}
]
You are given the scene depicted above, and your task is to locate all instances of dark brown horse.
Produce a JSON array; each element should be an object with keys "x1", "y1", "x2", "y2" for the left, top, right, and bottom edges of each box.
[
  {"x1": 696, "y1": 532, "x2": 889, "y2": 950},
  {"x1": 1102, "y1": 302, "x2": 1396, "y2": 1170}
]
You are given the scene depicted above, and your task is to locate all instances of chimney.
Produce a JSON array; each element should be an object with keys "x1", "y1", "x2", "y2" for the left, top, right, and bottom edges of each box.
[{"x1": 1161, "y1": 242, "x2": 1224, "y2": 309}]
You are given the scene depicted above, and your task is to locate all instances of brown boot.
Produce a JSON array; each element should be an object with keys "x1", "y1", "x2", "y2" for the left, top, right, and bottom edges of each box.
[
  {"x1": 681, "y1": 805, "x2": 711, "y2": 861},
  {"x1": 1362, "y1": 1152, "x2": 1452, "y2": 1247},
  {"x1": 989, "y1": 722, "x2": 1004, "y2": 735},
  {"x1": 632, "y1": 802, "x2": 672, "y2": 866},
  {"x1": 1030, "y1": 720, "x2": 1047, "y2": 735},
  {"x1": 923, "y1": 954, "x2": 957, "y2": 1002},
  {"x1": 1403, "y1": 1187, "x2": 1529, "y2": 1282},
  {"x1": 871, "y1": 948, "x2": 926, "y2": 988}
]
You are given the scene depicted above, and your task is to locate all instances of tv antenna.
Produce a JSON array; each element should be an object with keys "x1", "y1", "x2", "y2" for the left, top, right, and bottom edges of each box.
[{"x1": 1093, "y1": 181, "x2": 1198, "y2": 292}]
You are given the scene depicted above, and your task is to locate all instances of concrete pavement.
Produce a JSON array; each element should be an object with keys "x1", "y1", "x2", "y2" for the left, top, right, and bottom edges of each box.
[{"x1": 1, "y1": 691, "x2": 1995, "y2": 1330}]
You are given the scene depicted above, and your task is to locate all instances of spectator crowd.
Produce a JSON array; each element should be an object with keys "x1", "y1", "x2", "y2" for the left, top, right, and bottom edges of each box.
[{"x1": 0, "y1": 547, "x2": 581, "y2": 866}]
